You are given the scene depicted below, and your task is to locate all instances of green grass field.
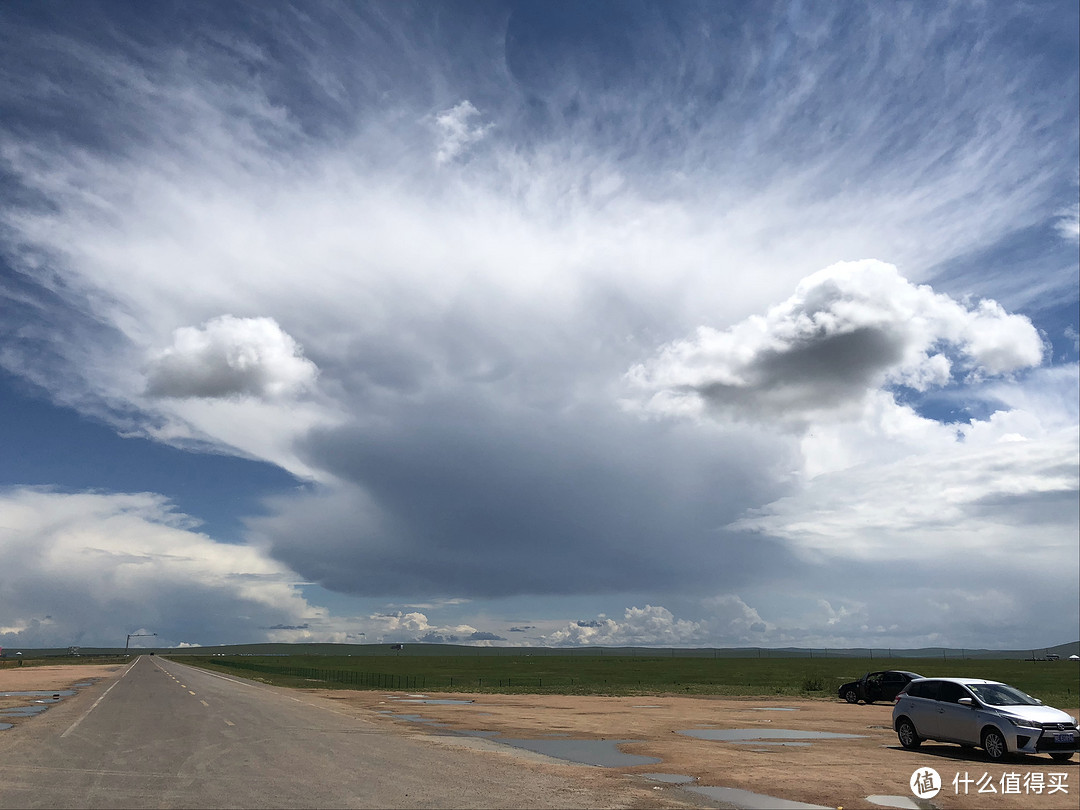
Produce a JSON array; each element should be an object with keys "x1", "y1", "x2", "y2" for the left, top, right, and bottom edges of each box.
[{"x1": 175, "y1": 654, "x2": 1080, "y2": 709}]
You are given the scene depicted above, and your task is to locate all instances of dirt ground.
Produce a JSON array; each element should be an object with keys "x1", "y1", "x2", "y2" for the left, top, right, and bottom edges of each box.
[
  {"x1": 0, "y1": 665, "x2": 122, "y2": 721},
  {"x1": 313, "y1": 689, "x2": 1080, "y2": 810},
  {"x1": 1, "y1": 666, "x2": 1076, "y2": 809}
]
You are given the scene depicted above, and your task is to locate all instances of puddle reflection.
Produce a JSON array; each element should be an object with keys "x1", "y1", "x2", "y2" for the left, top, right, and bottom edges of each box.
[
  {"x1": 687, "y1": 785, "x2": 831, "y2": 809},
  {"x1": 498, "y1": 738, "x2": 660, "y2": 767}
]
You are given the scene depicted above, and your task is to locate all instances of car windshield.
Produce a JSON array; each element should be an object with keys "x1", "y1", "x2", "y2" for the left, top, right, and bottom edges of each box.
[{"x1": 966, "y1": 683, "x2": 1040, "y2": 706}]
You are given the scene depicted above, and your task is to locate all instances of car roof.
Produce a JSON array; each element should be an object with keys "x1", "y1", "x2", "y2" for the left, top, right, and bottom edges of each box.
[{"x1": 909, "y1": 677, "x2": 1002, "y2": 685}]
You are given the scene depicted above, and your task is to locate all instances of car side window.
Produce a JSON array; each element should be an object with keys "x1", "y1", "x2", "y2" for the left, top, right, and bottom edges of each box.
[
  {"x1": 936, "y1": 682, "x2": 969, "y2": 704},
  {"x1": 908, "y1": 680, "x2": 939, "y2": 700}
]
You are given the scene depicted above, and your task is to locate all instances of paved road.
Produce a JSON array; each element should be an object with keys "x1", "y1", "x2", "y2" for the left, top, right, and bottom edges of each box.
[{"x1": 0, "y1": 656, "x2": 681, "y2": 809}]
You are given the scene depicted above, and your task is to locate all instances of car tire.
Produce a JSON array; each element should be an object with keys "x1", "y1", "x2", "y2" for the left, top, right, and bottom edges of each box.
[
  {"x1": 844, "y1": 689, "x2": 859, "y2": 704},
  {"x1": 897, "y1": 718, "x2": 921, "y2": 750},
  {"x1": 1050, "y1": 752, "x2": 1074, "y2": 762},
  {"x1": 982, "y1": 728, "x2": 1008, "y2": 761}
]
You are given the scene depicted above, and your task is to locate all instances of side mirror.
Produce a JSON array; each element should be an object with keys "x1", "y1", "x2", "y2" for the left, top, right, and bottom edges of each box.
[{"x1": 958, "y1": 697, "x2": 974, "y2": 707}]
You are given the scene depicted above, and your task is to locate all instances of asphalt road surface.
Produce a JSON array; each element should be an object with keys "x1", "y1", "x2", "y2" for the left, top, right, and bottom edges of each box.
[{"x1": 0, "y1": 656, "x2": 687, "y2": 809}]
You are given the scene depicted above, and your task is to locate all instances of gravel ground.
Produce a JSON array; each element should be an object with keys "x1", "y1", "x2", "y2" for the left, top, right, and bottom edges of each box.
[{"x1": 315, "y1": 689, "x2": 1079, "y2": 810}]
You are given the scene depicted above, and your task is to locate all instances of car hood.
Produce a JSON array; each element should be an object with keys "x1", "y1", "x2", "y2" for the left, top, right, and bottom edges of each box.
[{"x1": 993, "y1": 705, "x2": 1076, "y2": 725}]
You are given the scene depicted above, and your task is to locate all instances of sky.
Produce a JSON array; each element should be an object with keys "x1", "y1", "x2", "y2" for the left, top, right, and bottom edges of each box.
[{"x1": 1, "y1": 0, "x2": 1077, "y2": 652}]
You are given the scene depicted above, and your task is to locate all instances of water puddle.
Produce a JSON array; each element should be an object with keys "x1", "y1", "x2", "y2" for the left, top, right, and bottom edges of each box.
[
  {"x1": 390, "y1": 714, "x2": 448, "y2": 727},
  {"x1": 0, "y1": 706, "x2": 51, "y2": 717},
  {"x1": 867, "y1": 796, "x2": 921, "y2": 809},
  {"x1": 0, "y1": 688, "x2": 81, "y2": 731},
  {"x1": 678, "y1": 728, "x2": 865, "y2": 742},
  {"x1": 632, "y1": 705, "x2": 665, "y2": 709},
  {"x1": 387, "y1": 706, "x2": 662, "y2": 768},
  {"x1": 497, "y1": 738, "x2": 661, "y2": 767},
  {"x1": 641, "y1": 773, "x2": 696, "y2": 784},
  {"x1": 686, "y1": 785, "x2": 831, "y2": 809},
  {"x1": 0, "y1": 690, "x2": 75, "y2": 697}
]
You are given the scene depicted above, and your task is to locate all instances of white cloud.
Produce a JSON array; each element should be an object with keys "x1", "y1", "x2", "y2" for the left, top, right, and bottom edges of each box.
[
  {"x1": 434, "y1": 100, "x2": 492, "y2": 163},
  {"x1": 367, "y1": 610, "x2": 488, "y2": 645},
  {"x1": 627, "y1": 260, "x2": 1045, "y2": 429},
  {"x1": 0, "y1": 487, "x2": 323, "y2": 648},
  {"x1": 1055, "y1": 201, "x2": 1079, "y2": 242},
  {"x1": 730, "y1": 406, "x2": 1079, "y2": 564},
  {"x1": 146, "y1": 315, "x2": 318, "y2": 400},
  {"x1": 543, "y1": 605, "x2": 706, "y2": 647}
]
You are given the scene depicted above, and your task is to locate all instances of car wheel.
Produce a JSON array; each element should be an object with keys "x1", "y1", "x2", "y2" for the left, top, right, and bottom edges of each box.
[
  {"x1": 844, "y1": 689, "x2": 859, "y2": 704},
  {"x1": 1050, "y1": 752, "x2": 1074, "y2": 762},
  {"x1": 897, "y1": 718, "x2": 921, "y2": 750},
  {"x1": 982, "y1": 728, "x2": 1008, "y2": 761}
]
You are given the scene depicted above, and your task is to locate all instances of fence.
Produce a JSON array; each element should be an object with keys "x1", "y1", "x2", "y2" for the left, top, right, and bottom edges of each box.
[{"x1": 205, "y1": 658, "x2": 543, "y2": 689}]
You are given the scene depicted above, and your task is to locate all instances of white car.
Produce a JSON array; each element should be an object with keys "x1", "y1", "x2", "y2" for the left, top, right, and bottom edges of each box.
[{"x1": 892, "y1": 677, "x2": 1077, "y2": 762}]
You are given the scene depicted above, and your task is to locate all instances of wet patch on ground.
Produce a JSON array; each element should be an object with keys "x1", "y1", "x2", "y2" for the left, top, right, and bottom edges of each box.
[
  {"x1": 380, "y1": 706, "x2": 659, "y2": 767},
  {"x1": 866, "y1": 796, "x2": 922, "y2": 809},
  {"x1": 641, "y1": 773, "x2": 696, "y2": 784},
  {"x1": 678, "y1": 728, "x2": 865, "y2": 743},
  {"x1": 496, "y1": 738, "x2": 661, "y2": 767},
  {"x1": 686, "y1": 785, "x2": 832, "y2": 809}
]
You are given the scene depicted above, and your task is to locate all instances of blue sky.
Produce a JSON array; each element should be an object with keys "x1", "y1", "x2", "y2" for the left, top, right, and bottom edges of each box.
[{"x1": 1, "y1": 1, "x2": 1077, "y2": 651}]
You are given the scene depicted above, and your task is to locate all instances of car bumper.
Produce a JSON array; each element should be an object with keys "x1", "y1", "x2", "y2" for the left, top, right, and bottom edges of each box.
[{"x1": 1008, "y1": 726, "x2": 1079, "y2": 755}]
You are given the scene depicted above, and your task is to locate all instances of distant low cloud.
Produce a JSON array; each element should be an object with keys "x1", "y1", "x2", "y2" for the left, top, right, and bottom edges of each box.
[
  {"x1": 146, "y1": 315, "x2": 317, "y2": 400},
  {"x1": 369, "y1": 610, "x2": 490, "y2": 644},
  {"x1": 546, "y1": 605, "x2": 706, "y2": 647},
  {"x1": 543, "y1": 600, "x2": 770, "y2": 647},
  {"x1": 628, "y1": 261, "x2": 1044, "y2": 428},
  {"x1": 0, "y1": 487, "x2": 323, "y2": 648}
]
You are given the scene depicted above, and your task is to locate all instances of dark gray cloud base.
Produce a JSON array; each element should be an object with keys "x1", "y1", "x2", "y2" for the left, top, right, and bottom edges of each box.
[{"x1": 258, "y1": 404, "x2": 799, "y2": 597}]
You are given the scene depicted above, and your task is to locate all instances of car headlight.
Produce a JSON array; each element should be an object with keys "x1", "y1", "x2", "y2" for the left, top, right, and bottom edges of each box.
[{"x1": 1002, "y1": 715, "x2": 1038, "y2": 730}]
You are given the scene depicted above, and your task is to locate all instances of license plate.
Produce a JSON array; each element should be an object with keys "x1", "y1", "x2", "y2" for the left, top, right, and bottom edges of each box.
[{"x1": 1054, "y1": 733, "x2": 1075, "y2": 744}]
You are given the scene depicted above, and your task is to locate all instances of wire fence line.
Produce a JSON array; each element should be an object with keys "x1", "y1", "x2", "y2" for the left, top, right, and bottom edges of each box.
[{"x1": 207, "y1": 658, "x2": 539, "y2": 689}]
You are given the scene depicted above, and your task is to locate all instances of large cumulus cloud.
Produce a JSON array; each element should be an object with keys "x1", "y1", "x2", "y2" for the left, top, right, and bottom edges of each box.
[{"x1": 627, "y1": 260, "x2": 1045, "y2": 427}]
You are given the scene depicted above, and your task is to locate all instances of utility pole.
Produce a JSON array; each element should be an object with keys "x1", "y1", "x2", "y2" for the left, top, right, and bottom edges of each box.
[{"x1": 125, "y1": 632, "x2": 157, "y2": 654}]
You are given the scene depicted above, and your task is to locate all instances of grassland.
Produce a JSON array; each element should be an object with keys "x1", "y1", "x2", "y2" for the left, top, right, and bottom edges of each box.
[{"x1": 175, "y1": 653, "x2": 1080, "y2": 708}]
